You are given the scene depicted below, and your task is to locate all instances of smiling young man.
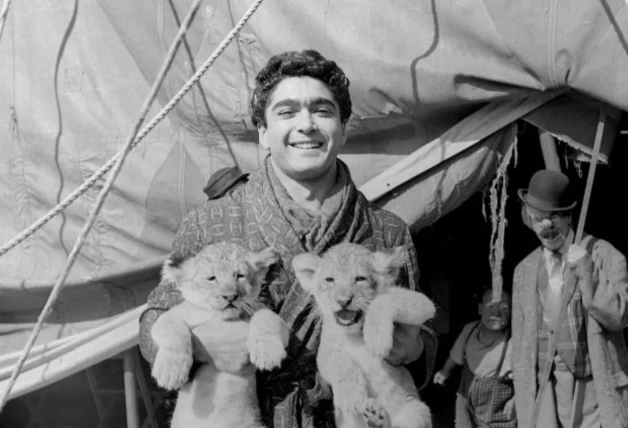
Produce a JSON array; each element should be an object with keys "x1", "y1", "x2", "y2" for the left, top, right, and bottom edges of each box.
[
  {"x1": 510, "y1": 170, "x2": 628, "y2": 428},
  {"x1": 139, "y1": 50, "x2": 438, "y2": 428}
]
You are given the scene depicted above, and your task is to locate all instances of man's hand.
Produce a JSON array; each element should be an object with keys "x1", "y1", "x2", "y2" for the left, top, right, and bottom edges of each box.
[
  {"x1": 384, "y1": 323, "x2": 424, "y2": 366},
  {"x1": 433, "y1": 370, "x2": 448, "y2": 385},
  {"x1": 567, "y1": 244, "x2": 597, "y2": 303}
]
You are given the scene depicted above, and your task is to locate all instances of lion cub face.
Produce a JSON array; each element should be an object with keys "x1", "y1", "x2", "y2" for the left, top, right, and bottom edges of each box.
[
  {"x1": 162, "y1": 242, "x2": 277, "y2": 321},
  {"x1": 292, "y1": 243, "x2": 406, "y2": 333}
]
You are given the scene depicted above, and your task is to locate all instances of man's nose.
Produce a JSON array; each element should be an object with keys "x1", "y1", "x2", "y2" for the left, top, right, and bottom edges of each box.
[
  {"x1": 296, "y1": 110, "x2": 316, "y2": 132},
  {"x1": 540, "y1": 218, "x2": 553, "y2": 229}
]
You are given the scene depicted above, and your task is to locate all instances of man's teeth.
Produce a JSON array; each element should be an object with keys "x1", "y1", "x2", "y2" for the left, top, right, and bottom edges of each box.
[{"x1": 290, "y1": 141, "x2": 322, "y2": 149}]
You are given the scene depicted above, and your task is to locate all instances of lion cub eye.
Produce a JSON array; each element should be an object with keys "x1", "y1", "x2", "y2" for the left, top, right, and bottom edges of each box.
[
  {"x1": 325, "y1": 277, "x2": 334, "y2": 283},
  {"x1": 207, "y1": 276, "x2": 216, "y2": 282},
  {"x1": 355, "y1": 276, "x2": 367, "y2": 282},
  {"x1": 236, "y1": 273, "x2": 246, "y2": 280}
]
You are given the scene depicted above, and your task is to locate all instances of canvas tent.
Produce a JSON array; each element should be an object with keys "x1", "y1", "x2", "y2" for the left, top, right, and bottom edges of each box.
[{"x1": 0, "y1": 0, "x2": 626, "y2": 405}]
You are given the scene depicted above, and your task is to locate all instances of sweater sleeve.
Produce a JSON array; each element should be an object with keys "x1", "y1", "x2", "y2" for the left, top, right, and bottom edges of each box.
[
  {"x1": 586, "y1": 239, "x2": 628, "y2": 331},
  {"x1": 138, "y1": 208, "x2": 206, "y2": 366},
  {"x1": 398, "y1": 224, "x2": 439, "y2": 390}
]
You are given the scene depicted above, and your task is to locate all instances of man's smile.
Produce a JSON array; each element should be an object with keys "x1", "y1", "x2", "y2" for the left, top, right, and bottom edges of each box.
[{"x1": 289, "y1": 140, "x2": 324, "y2": 149}]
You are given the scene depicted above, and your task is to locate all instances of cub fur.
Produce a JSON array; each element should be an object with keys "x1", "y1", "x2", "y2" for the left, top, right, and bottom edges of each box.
[
  {"x1": 151, "y1": 241, "x2": 289, "y2": 428},
  {"x1": 292, "y1": 243, "x2": 435, "y2": 428}
]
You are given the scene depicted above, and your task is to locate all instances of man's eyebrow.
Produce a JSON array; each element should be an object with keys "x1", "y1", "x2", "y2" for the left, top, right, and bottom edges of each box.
[
  {"x1": 271, "y1": 99, "x2": 299, "y2": 111},
  {"x1": 309, "y1": 97, "x2": 337, "y2": 109},
  {"x1": 271, "y1": 97, "x2": 338, "y2": 111}
]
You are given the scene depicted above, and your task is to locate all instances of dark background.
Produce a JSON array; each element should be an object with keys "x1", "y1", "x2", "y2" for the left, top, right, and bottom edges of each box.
[{"x1": 416, "y1": 115, "x2": 628, "y2": 427}]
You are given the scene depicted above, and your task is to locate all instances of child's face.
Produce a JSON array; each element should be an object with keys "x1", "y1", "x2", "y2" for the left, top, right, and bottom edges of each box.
[{"x1": 478, "y1": 291, "x2": 511, "y2": 331}]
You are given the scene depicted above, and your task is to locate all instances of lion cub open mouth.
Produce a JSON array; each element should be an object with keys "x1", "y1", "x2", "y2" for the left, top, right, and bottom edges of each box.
[{"x1": 334, "y1": 309, "x2": 363, "y2": 326}]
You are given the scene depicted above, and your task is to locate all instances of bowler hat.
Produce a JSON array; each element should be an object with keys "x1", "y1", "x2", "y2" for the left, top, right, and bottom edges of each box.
[
  {"x1": 517, "y1": 170, "x2": 577, "y2": 212},
  {"x1": 203, "y1": 167, "x2": 248, "y2": 200}
]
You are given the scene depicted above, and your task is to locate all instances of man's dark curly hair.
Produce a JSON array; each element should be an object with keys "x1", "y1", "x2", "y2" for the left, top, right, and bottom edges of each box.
[{"x1": 250, "y1": 49, "x2": 352, "y2": 128}]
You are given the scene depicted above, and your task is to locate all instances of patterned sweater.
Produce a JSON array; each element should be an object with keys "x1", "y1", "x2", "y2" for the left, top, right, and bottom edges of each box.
[{"x1": 138, "y1": 159, "x2": 437, "y2": 428}]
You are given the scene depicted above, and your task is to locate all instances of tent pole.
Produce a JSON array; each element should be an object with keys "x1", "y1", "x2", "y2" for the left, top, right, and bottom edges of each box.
[
  {"x1": 123, "y1": 350, "x2": 140, "y2": 428},
  {"x1": 133, "y1": 348, "x2": 160, "y2": 428},
  {"x1": 539, "y1": 129, "x2": 561, "y2": 171}
]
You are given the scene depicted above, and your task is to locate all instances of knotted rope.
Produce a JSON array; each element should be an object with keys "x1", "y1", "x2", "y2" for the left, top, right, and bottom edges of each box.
[{"x1": 0, "y1": 0, "x2": 267, "y2": 411}]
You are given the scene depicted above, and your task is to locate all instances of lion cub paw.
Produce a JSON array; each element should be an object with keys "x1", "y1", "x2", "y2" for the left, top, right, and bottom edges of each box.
[
  {"x1": 248, "y1": 335, "x2": 287, "y2": 371},
  {"x1": 151, "y1": 347, "x2": 192, "y2": 391},
  {"x1": 362, "y1": 398, "x2": 391, "y2": 428},
  {"x1": 363, "y1": 313, "x2": 394, "y2": 359}
]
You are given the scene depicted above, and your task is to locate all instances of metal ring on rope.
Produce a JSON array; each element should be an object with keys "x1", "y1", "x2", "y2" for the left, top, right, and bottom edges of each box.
[{"x1": 0, "y1": 0, "x2": 267, "y2": 411}]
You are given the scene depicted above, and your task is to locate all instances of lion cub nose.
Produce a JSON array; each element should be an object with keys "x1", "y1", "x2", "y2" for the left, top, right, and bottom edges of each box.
[
  {"x1": 221, "y1": 292, "x2": 238, "y2": 303},
  {"x1": 335, "y1": 295, "x2": 353, "y2": 307}
]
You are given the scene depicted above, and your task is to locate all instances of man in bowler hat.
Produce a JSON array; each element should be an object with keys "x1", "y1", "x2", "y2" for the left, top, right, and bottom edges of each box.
[{"x1": 510, "y1": 169, "x2": 628, "y2": 428}]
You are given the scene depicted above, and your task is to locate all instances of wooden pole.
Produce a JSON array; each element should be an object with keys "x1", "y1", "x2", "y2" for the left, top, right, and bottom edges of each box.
[
  {"x1": 123, "y1": 350, "x2": 140, "y2": 428},
  {"x1": 529, "y1": 107, "x2": 607, "y2": 428},
  {"x1": 538, "y1": 129, "x2": 561, "y2": 172},
  {"x1": 575, "y1": 107, "x2": 606, "y2": 244},
  {"x1": 133, "y1": 348, "x2": 159, "y2": 428}
]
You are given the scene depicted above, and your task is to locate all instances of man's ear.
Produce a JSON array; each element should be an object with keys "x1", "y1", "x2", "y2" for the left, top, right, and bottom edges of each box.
[
  {"x1": 291, "y1": 253, "x2": 322, "y2": 294},
  {"x1": 339, "y1": 124, "x2": 347, "y2": 148},
  {"x1": 372, "y1": 246, "x2": 407, "y2": 282},
  {"x1": 258, "y1": 125, "x2": 269, "y2": 150},
  {"x1": 247, "y1": 247, "x2": 278, "y2": 277},
  {"x1": 161, "y1": 253, "x2": 188, "y2": 285}
]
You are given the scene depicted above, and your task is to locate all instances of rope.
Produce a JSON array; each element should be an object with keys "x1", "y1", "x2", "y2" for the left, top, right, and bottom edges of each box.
[
  {"x1": 0, "y1": 0, "x2": 261, "y2": 410},
  {"x1": 528, "y1": 106, "x2": 606, "y2": 428},
  {"x1": 166, "y1": 0, "x2": 241, "y2": 171},
  {"x1": 0, "y1": 0, "x2": 266, "y2": 259},
  {"x1": 0, "y1": 0, "x2": 13, "y2": 47}
]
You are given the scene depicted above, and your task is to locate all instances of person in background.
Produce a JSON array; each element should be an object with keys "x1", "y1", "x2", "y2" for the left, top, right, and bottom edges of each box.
[
  {"x1": 511, "y1": 169, "x2": 628, "y2": 428},
  {"x1": 434, "y1": 288, "x2": 515, "y2": 428}
]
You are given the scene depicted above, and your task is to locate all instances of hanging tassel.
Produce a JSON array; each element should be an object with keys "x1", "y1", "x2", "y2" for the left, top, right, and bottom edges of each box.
[{"x1": 487, "y1": 127, "x2": 518, "y2": 303}]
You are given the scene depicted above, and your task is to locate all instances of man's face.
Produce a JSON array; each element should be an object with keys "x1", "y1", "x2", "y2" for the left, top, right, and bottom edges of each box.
[
  {"x1": 258, "y1": 76, "x2": 346, "y2": 182},
  {"x1": 525, "y1": 206, "x2": 571, "y2": 251},
  {"x1": 478, "y1": 292, "x2": 510, "y2": 331}
]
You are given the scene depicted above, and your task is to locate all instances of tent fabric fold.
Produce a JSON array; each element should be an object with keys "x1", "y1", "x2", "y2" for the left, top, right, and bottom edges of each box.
[{"x1": 0, "y1": 306, "x2": 144, "y2": 400}]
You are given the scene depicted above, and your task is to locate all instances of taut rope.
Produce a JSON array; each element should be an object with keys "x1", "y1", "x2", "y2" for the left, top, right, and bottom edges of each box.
[
  {"x1": 0, "y1": 0, "x2": 266, "y2": 258},
  {"x1": 0, "y1": 0, "x2": 268, "y2": 410}
]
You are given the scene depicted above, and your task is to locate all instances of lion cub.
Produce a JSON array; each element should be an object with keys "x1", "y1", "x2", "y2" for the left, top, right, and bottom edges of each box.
[
  {"x1": 293, "y1": 243, "x2": 435, "y2": 428},
  {"x1": 151, "y1": 242, "x2": 289, "y2": 428}
]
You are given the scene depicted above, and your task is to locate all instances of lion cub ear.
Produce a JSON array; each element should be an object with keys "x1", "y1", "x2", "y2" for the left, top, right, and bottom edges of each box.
[
  {"x1": 291, "y1": 252, "x2": 322, "y2": 293},
  {"x1": 372, "y1": 245, "x2": 407, "y2": 282},
  {"x1": 246, "y1": 247, "x2": 278, "y2": 276},
  {"x1": 161, "y1": 252, "x2": 189, "y2": 285}
]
